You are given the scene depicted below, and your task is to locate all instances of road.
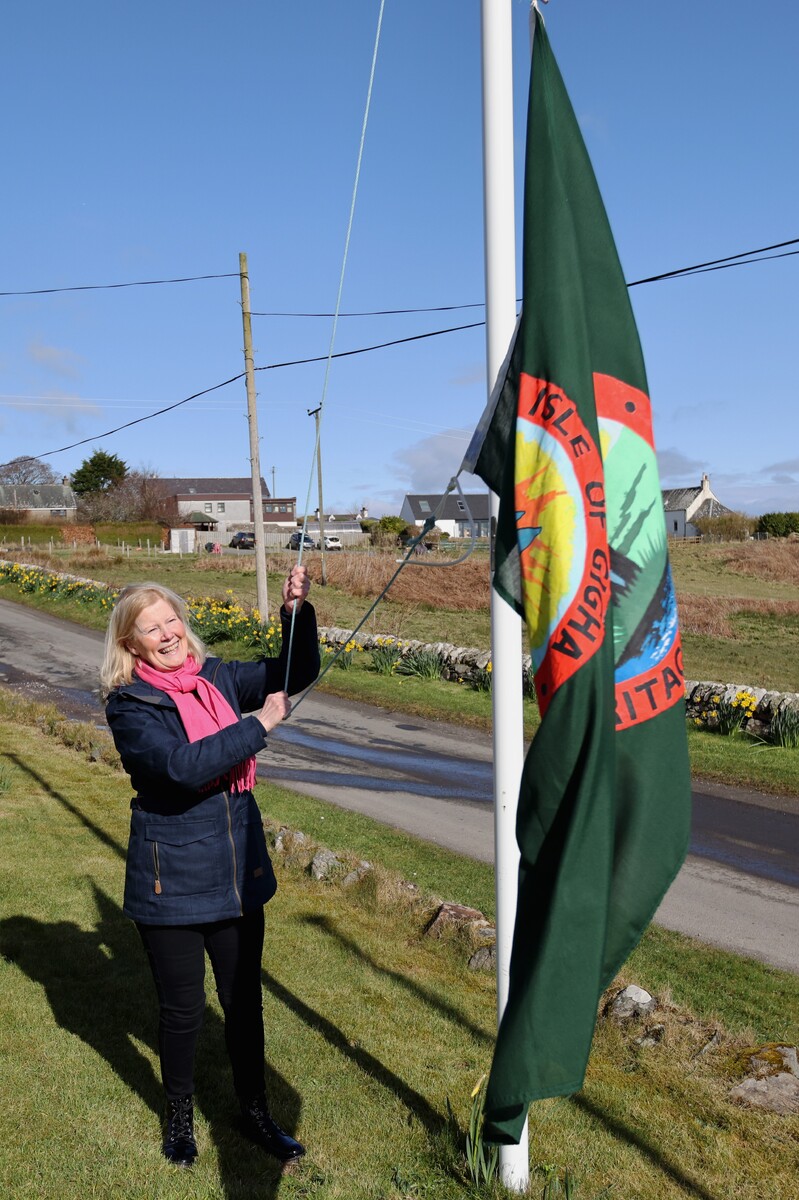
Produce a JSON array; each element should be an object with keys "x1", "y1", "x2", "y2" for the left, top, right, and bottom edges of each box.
[{"x1": 1, "y1": 596, "x2": 797, "y2": 973}]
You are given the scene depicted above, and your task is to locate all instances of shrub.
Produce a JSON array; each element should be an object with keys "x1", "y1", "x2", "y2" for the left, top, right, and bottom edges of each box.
[
  {"x1": 769, "y1": 705, "x2": 799, "y2": 749},
  {"x1": 370, "y1": 638, "x2": 402, "y2": 675},
  {"x1": 757, "y1": 512, "x2": 799, "y2": 538},
  {"x1": 692, "y1": 512, "x2": 757, "y2": 541},
  {"x1": 471, "y1": 663, "x2": 492, "y2": 692},
  {"x1": 396, "y1": 649, "x2": 444, "y2": 680}
]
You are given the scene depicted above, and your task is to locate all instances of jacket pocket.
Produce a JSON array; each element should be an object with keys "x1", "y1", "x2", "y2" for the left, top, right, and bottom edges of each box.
[{"x1": 144, "y1": 818, "x2": 226, "y2": 898}]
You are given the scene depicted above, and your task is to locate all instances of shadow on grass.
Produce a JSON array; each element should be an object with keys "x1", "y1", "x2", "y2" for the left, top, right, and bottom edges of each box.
[
  {"x1": 302, "y1": 912, "x2": 493, "y2": 1046},
  {"x1": 571, "y1": 1094, "x2": 723, "y2": 1200},
  {"x1": 263, "y1": 968, "x2": 446, "y2": 1139},
  {"x1": 1, "y1": 756, "x2": 303, "y2": 1198}
]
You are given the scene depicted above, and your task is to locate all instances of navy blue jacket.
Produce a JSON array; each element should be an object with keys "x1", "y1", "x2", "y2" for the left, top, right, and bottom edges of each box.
[{"x1": 106, "y1": 604, "x2": 319, "y2": 925}]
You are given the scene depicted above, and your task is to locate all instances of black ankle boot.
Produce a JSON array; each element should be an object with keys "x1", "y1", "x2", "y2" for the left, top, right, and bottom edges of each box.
[
  {"x1": 239, "y1": 1094, "x2": 305, "y2": 1162},
  {"x1": 163, "y1": 1095, "x2": 197, "y2": 1167}
]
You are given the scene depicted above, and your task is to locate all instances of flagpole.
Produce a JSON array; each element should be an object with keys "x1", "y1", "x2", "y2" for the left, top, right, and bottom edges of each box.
[{"x1": 480, "y1": 0, "x2": 529, "y2": 1189}]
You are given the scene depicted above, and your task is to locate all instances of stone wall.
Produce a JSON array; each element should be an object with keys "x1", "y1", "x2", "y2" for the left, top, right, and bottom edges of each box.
[{"x1": 319, "y1": 626, "x2": 799, "y2": 736}]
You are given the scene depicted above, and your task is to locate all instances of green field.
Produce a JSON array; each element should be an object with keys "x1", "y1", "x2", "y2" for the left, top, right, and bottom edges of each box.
[{"x1": 1, "y1": 714, "x2": 797, "y2": 1200}]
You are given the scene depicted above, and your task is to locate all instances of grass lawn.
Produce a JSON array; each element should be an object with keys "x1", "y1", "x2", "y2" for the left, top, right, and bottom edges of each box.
[{"x1": 1, "y1": 716, "x2": 798, "y2": 1199}]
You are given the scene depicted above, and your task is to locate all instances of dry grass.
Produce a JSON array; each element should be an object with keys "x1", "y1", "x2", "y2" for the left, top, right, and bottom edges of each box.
[
  {"x1": 678, "y1": 594, "x2": 799, "y2": 638},
  {"x1": 277, "y1": 551, "x2": 492, "y2": 613},
  {"x1": 718, "y1": 540, "x2": 799, "y2": 586}
]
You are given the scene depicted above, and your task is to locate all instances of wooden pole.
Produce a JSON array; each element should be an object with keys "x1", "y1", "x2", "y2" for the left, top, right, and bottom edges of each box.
[
  {"x1": 308, "y1": 405, "x2": 327, "y2": 586},
  {"x1": 239, "y1": 252, "x2": 269, "y2": 619}
]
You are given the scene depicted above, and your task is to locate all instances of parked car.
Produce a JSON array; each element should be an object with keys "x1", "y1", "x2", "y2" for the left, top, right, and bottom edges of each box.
[
  {"x1": 318, "y1": 534, "x2": 342, "y2": 551},
  {"x1": 287, "y1": 531, "x2": 316, "y2": 551},
  {"x1": 229, "y1": 531, "x2": 255, "y2": 549}
]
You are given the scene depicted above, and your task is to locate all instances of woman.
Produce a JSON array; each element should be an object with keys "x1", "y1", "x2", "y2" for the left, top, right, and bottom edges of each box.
[{"x1": 101, "y1": 567, "x2": 319, "y2": 1168}]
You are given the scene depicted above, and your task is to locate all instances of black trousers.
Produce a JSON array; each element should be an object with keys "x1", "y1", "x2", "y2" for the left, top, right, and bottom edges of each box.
[{"x1": 136, "y1": 908, "x2": 266, "y2": 1101}]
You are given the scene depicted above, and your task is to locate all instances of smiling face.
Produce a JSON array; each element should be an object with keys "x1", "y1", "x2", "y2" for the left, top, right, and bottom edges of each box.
[{"x1": 126, "y1": 597, "x2": 189, "y2": 672}]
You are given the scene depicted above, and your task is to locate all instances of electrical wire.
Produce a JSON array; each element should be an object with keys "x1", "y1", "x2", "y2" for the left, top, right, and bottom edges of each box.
[
  {"x1": 12, "y1": 237, "x2": 799, "y2": 463},
  {"x1": 0, "y1": 272, "x2": 240, "y2": 298},
  {"x1": 28, "y1": 374, "x2": 245, "y2": 460},
  {"x1": 250, "y1": 237, "x2": 799, "y2": 314},
  {"x1": 626, "y1": 237, "x2": 799, "y2": 287},
  {"x1": 1, "y1": 236, "x2": 795, "y2": 308}
]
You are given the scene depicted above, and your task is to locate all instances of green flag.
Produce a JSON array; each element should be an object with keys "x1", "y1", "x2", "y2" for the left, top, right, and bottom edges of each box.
[{"x1": 463, "y1": 12, "x2": 691, "y2": 1143}]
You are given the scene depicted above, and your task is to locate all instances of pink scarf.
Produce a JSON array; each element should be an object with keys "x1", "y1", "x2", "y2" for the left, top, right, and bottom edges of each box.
[{"x1": 134, "y1": 655, "x2": 257, "y2": 793}]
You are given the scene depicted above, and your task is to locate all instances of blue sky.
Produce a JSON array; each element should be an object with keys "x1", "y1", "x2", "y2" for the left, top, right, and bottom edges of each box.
[{"x1": 1, "y1": 1, "x2": 797, "y2": 516}]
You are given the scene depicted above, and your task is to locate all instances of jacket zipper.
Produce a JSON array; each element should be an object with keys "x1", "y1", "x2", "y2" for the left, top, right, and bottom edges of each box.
[
  {"x1": 152, "y1": 842, "x2": 162, "y2": 894},
  {"x1": 224, "y1": 789, "x2": 243, "y2": 915}
]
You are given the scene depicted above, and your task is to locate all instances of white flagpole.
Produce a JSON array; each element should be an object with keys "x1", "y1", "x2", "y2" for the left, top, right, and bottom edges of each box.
[{"x1": 479, "y1": 0, "x2": 529, "y2": 1189}]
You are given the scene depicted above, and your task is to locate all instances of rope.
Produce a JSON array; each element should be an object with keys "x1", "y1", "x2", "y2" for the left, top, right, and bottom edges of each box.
[
  {"x1": 284, "y1": 0, "x2": 387, "y2": 690},
  {"x1": 289, "y1": 539, "x2": 423, "y2": 714},
  {"x1": 288, "y1": 471, "x2": 480, "y2": 714}
]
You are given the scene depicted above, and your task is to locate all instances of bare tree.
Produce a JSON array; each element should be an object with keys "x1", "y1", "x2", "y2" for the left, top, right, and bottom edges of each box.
[
  {"x1": 0, "y1": 456, "x2": 59, "y2": 485},
  {"x1": 76, "y1": 468, "x2": 178, "y2": 525}
]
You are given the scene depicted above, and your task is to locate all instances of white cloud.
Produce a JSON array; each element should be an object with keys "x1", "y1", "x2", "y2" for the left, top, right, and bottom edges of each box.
[
  {"x1": 656, "y1": 446, "x2": 706, "y2": 484},
  {"x1": 762, "y1": 457, "x2": 799, "y2": 476},
  {"x1": 27, "y1": 340, "x2": 85, "y2": 380},
  {"x1": 391, "y1": 429, "x2": 474, "y2": 493}
]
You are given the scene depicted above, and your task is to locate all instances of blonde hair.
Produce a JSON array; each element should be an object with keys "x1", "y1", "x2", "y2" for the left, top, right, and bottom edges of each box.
[{"x1": 101, "y1": 582, "x2": 207, "y2": 697}]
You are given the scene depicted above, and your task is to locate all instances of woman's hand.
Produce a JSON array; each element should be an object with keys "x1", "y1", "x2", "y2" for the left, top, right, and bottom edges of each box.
[
  {"x1": 257, "y1": 690, "x2": 291, "y2": 733},
  {"x1": 282, "y1": 564, "x2": 311, "y2": 614}
]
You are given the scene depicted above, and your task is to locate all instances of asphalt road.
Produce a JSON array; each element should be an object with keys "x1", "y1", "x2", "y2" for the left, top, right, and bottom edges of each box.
[{"x1": 1, "y1": 597, "x2": 797, "y2": 973}]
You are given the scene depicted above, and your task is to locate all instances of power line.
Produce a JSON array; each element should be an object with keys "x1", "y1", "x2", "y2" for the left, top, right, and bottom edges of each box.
[
  {"x1": 2, "y1": 236, "x2": 796, "y2": 309},
  {"x1": 27, "y1": 321, "x2": 485, "y2": 460},
  {"x1": 254, "y1": 321, "x2": 485, "y2": 372},
  {"x1": 31, "y1": 374, "x2": 245, "y2": 459},
  {"x1": 250, "y1": 237, "x2": 799, "y2": 315},
  {"x1": 251, "y1": 302, "x2": 487, "y2": 317},
  {"x1": 17, "y1": 235, "x2": 799, "y2": 462},
  {"x1": 629, "y1": 247, "x2": 799, "y2": 285},
  {"x1": 0, "y1": 272, "x2": 240, "y2": 298}
]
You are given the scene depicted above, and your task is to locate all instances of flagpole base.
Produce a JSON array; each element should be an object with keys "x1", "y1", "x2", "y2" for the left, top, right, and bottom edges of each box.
[{"x1": 500, "y1": 1124, "x2": 530, "y2": 1192}]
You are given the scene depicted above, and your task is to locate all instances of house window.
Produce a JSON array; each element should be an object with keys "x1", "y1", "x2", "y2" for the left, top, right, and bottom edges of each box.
[
  {"x1": 457, "y1": 500, "x2": 466, "y2": 511},
  {"x1": 279, "y1": 504, "x2": 287, "y2": 512},
  {"x1": 265, "y1": 504, "x2": 273, "y2": 513},
  {"x1": 673, "y1": 520, "x2": 678, "y2": 531},
  {"x1": 217, "y1": 502, "x2": 225, "y2": 513},
  {"x1": 419, "y1": 500, "x2": 431, "y2": 513},
  {"x1": 204, "y1": 503, "x2": 213, "y2": 513}
]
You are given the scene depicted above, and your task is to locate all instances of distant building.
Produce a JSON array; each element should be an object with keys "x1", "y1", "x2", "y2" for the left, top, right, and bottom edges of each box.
[
  {"x1": 400, "y1": 493, "x2": 490, "y2": 539},
  {"x1": 0, "y1": 483, "x2": 77, "y2": 522},
  {"x1": 662, "y1": 474, "x2": 734, "y2": 538},
  {"x1": 159, "y1": 477, "x2": 297, "y2": 528}
]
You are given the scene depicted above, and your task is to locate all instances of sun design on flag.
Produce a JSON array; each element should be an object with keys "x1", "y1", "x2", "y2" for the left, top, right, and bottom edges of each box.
[{"x1": 514, "y1": 424, "x2": 582, "y2": 660}]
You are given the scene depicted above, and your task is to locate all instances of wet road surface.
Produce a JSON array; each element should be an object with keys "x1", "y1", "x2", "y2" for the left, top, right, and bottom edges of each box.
[{"x1": 1, "y1": 596, "x2": 797, "y2": 971}]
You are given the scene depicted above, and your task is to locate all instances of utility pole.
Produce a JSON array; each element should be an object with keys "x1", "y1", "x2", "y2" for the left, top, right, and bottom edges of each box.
[
  {"x1": 239, "y1": 252, "x2": 269, "y2": 619},
  {"x1": 308, "y1": 405, "x2": 327, "y2": 586}
]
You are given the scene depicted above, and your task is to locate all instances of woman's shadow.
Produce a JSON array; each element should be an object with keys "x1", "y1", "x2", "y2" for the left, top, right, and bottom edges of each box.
[{"x1": 0, "y1": 881, "x2": 300, "y2": 1197}]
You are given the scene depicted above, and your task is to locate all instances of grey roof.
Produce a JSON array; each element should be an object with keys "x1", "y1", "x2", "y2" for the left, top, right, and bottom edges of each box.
[
  {"x1": 160, "y1": 477, "x2": 270, "y2": 498},
  {"x1": 404, "y1": 493, "x2": 490, "y2": 521},
  {"x1": 661, "y1": 486, "x2": 702, "y2": 512},
  {"x1": 691, "y1": 497, "x2": 736, "y2": 521},
  {"x1": 0, "y1": 483, "x2": 76, "y2": 509}
]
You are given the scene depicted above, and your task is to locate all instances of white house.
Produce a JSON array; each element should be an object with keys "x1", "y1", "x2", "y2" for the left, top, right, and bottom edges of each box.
[
  {"x1": 400, "y1": 493, "x2": 490, "y2": 539},
  {"x1": 662, "y1": 474, "x2": 735, "y2": 538}
]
